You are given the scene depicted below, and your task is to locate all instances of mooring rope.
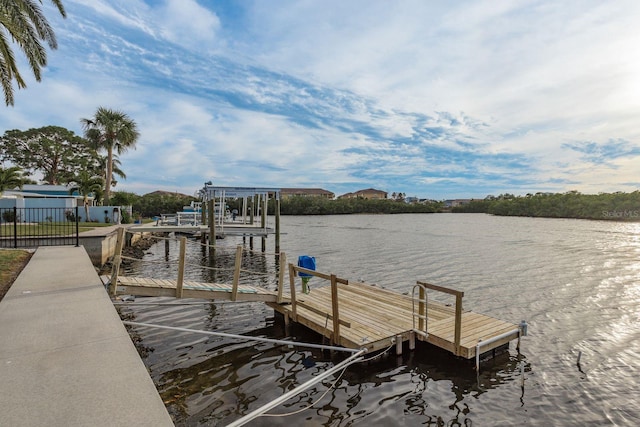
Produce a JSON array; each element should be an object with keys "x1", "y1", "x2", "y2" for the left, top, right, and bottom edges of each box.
[
  {"x1": 121, "y1": 320, "x2": 395, "y2": 425},
  {"x1": 227, "y1": 348, "x2": 368, "y2": 427},
  {"x1": 121, "y1": 321, "x2": 361, "y2": 354},
  {"x1": 259, "y1": 343, "x2": 395, "y2": 419}
]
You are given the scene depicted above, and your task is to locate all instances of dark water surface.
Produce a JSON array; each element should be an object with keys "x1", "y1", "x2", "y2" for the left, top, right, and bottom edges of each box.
[{"x1": 119, "y1": 213, "x2": 640, "y2": 426}]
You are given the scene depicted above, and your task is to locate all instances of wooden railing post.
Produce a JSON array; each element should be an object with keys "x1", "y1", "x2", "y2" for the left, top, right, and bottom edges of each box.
[
  {"x1": 109, "y1": 227, "x2": 126, "y2": 296},
  {"x1": 176, "y1": 236, "x2": 186, "y2": 298},
  {"x1": 289, "y1": 263, "x2": 297, "y2": 320},
  {"x1": 330, "y1": 274, "x2": 340, "y2": 345},
  {"x1": 454, "y1": 293, "x2": 463, "y2": 356},
  {"x1": 231, "y1": 245, "x2": 243, "y2": 301},
  {"x1": 277, "y1": 252, "x2": 286, "y2": 303}
]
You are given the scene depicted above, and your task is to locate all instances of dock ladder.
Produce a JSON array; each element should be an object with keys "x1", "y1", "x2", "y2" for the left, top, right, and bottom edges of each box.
[{"x1": 411, "y1": 282, "x2": 429, "y2": 339}]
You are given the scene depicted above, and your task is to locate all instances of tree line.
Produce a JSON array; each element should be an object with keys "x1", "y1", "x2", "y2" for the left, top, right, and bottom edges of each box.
[
  {"x1": 0, "y1": 108, "x2": 138, "y2": 206},
  {"x1": 452, "y1": 191, "x2": 640, "y2": 221},
  {"x1": 272, "y1": 196, "x2": 442, "y2": 215}
]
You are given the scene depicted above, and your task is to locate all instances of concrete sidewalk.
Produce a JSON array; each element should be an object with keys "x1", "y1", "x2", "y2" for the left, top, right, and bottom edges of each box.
[{"x1": 0, "y1": 246, "x2": 173, "y2": 426}]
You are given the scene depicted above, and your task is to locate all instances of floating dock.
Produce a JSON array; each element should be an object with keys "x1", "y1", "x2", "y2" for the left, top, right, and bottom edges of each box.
[{"x1": 108, "y1": 228, "x2": 525, "y2": 362}]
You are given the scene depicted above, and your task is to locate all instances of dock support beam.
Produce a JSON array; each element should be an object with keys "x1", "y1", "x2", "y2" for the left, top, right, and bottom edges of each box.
[{"x1": 207, "y1": 200, "x2": 215, "y2": 249}]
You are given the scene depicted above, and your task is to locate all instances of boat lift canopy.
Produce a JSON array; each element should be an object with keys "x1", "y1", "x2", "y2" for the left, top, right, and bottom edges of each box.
[{"x1": 199, "y1": 185, "x2": 281, "y2": 201}]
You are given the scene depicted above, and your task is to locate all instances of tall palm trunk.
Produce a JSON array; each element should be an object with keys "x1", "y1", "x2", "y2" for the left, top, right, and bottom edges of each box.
[
  {"x1": 105, "y1": 145, "x2": 114, "y2": 205},
  {"x1": 84, "y1": 195, "x2": 90, "y2": 222}
]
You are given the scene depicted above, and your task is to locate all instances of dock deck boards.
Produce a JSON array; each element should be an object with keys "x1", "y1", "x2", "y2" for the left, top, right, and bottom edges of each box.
[
  {"x1": 110, "y1": 275, "x2": 520, "y2": 359},
  {"x1": 268, "y1": 282, "x2": 519, "y2": 357}
]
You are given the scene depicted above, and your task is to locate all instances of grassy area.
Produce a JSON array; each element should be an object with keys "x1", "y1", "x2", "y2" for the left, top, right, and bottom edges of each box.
[
  {"x1": 0, "y1": 249, "x2": 32, "y2": 302},
  {"x1": 0, "y1": 222, "x2": 112, "y2": 236}
]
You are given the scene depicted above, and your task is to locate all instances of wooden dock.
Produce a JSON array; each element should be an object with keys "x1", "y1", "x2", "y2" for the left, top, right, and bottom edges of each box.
[
  {"x1": 113, "y1": 276, "x2": 279, "y2": 302},
  {"x1": 107, "y1": 227, "x2": 524, "y2": 361}
]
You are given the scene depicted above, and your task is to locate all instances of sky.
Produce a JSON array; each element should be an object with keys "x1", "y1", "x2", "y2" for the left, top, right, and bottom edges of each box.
[{"x1": 2, "y1": 0, "x2": 640, "y2": 199}]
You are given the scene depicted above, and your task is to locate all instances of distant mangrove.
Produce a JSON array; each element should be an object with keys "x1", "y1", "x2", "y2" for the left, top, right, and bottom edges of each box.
[
  {"x1": 451, "y1": 191, "x2": 640, "y2": 221},
  {"x1": 273, "y1": 196, "x2": 442, "y2": 215}
]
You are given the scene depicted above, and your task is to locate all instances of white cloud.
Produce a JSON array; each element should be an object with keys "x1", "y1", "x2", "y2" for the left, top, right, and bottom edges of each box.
[
  {"x1": 153, "y1": 0, "x2": 221, "y2": 51},
  {"x1": 3, "y1": 0, "x2": 640, "y2": 198}
]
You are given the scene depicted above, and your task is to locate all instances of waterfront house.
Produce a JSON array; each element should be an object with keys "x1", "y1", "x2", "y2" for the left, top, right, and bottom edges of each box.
[
  {"x1": 339, "y1": 188, "x2": 388, "y2": 200},
  {"x1": 280, "y1": 188, "x2": 335, "y2": 199}
]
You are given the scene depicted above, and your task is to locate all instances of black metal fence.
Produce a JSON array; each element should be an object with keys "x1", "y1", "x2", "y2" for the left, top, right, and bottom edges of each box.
[{"x1": 0, "y1": 207, "x2": 79, "y2": 248}]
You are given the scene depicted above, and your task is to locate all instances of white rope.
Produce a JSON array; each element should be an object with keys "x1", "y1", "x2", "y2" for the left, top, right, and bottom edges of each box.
[
  {"x1": 121, "y1": 321, "x2": 361, "y2": 354},
  {"x1": 227, "y1": 349, "x2": 367, "y2": 427},
  {"x1": 260, "y1": 343, "x2": 395, "y2": 419}
]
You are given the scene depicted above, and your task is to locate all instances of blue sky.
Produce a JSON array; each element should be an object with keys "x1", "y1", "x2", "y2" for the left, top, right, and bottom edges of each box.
[{"x1": 2, "y1": 0, "x2": 640, "y2": 199}]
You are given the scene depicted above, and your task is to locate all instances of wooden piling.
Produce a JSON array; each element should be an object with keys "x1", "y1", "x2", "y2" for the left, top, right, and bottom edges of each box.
[
  {"x1": 275, "y1": 198, "x2": 281, "y2": 253},
  {"x1": 454, "y1": 292, "x2": 463, "y2": 356},
  {"x1": 289, "y1": 263, "x2": 297, "y2": 320},
  {"x1": 330, "y1": 274, "x2": 340, "y2": 345},
  {"x1": 176, "y1": 236, "x2": 186, "y2": 298},
  {"x1": 261, "y1": 194, "x2": 267, "y2": 252},
  {"x1": 208, "y1": 199, "x2": 215, "y2": 247},
  {"x1": 277, "y1": 252, "x2": 287, "y2": 304},
  {"x1": 109, "y1": 227, "x2": 125, "y2": 296},
  {"x1": 231, "y1": 245, "x2": 243, "y2": 301}
]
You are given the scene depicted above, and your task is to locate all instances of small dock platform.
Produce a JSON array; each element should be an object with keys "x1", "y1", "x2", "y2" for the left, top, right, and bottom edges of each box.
[{"x1": 269, "y1": 279, "x2": 519, "y2": 358}]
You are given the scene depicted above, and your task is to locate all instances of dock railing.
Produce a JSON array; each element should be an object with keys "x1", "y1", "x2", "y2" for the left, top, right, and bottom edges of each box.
[
  {"x1": 287, "y1": 264, "x2": 349, "y2": 345},
  {"x1": 416, "y1": 280, "x2": 465, "y2": 356}
]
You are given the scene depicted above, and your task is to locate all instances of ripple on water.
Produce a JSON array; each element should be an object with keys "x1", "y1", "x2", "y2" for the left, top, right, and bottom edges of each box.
[{"x1": 119, "y1": 214, "x2": 640, "y2": 425}]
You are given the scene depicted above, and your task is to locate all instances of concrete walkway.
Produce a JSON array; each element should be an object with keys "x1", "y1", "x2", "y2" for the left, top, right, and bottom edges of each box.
[{"x1": 0, "y1": 246, "x2": 174, "y2": 426}]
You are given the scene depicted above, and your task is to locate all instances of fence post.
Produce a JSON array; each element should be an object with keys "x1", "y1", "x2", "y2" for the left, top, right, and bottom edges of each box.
[
  {"x1": 75, "y1": 206, "x2": 80, "y2": 247},
  {"x1": 176, "y1": 236, "x2": 187, "y2": 298},
  {"x1": 231, "y1": 245, "x2": 243, "y2": 301},
  {"x1": 13, "y1": 207, "x2": 18, "y2": 248}
]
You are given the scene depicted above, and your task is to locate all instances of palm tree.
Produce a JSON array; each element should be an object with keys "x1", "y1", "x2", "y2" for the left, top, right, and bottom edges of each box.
[
  {"x1": 0, "y1": 0, "x2": 66, "y2": 106},
  {"x1": 68, "y1": 170, "x2": 103, "y2": 222},
  {"x1": 96, "y1": 153, "x2": 126, "y2": 188},
  {"x1": 81, "y1": 107, "x2": 139, "y2": 205},
  {"x1": 0, "y1": 165, "x2": 25, "y2": 195}
]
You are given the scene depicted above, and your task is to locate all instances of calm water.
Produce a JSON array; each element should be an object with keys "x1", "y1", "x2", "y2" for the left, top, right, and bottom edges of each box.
[{"x1": 119, "y1": 213, "x2": 640, "y2": 426}]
